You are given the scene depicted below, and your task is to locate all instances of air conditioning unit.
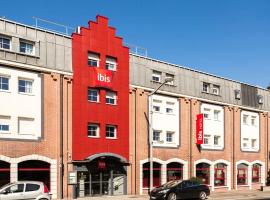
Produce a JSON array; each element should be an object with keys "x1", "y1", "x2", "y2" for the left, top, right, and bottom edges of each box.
[
  {"x1": 235, "y1": 90, "x2": 241, "y2": 100},
  {"x1": 258, "y1": 95, "x2": 263, "y2": 104}
]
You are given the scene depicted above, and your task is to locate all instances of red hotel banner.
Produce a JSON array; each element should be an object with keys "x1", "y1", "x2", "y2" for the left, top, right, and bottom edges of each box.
[
  {"x1": 196, "y1": 113, "x2": 204, "y2": 145},
  {"x1": 92, "y1": 68, "x2": 113, "y2": 89}
]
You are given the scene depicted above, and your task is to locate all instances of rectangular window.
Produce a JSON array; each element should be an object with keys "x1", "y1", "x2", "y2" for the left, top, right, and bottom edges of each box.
[
  {"x1": 251, "y1": 116, "x2": 256, "y2": 126},
  {"x1": 153, "y1": 105, "x2": 160, "y2": 112},
  {"x1": 165, "y1": 73, "x2": 174, "y2": 85},
  {"x1": 0, "y1": 36, "x2": 10, "y2": 50},
  {"x1": 88, "y1": 88, "x2": 99, "y2": 102},
  {"x1": 203, "y1": 108, "x2": 211, "y2": 119},
  {"x1": 204, "y1": 134, "x2": 211, "y2": 145},
  {"x1": 153, "y1": 130, "x2": 161, "y2": 142},
  {"x1": 212, "y1": 85, "x2": 220, "y2": 95},
  {"x1": 214, "y1": 135, "x2": 220, "y2": 146},
  {"x1": 202, "y1": 82, "x2": 210, "y2": 93},
  {"x1": 214, "y1": 110, "x2": 220, "y2": 121},
  {"x1": 0, "y1": 76, "x2": 9, "y2": 91},
  {"x1": 243, "y1": 115, "x2": 248, "y2": 125},
  {"x1": 105, "y1": 56, "x2": 117, "y2": 71},
  {"x1": 88, "y1": 52, "x2": 100, "y2": 67},
  {"x1": 106, "y1": 91, "x2": 117, "y2": 105},
  {"x1": 18, "y1": 79, "x2": 33, "y2": 94},
  {"x1": 166, "y1": 131, "x2": 174, "y2": 142},
  {"x1": 106, "y1": 125, "x2": 117, "y2": 138},
  {"x1": 243, "y1": 138, "x2": 249, "y2": 148},
  {"x1": 18, "y1": 117, "x2": 35, "y2": 135},
  {"x1": 0, "y1": 116, "x2": 10, "y2": 133},
  {"x1": 152, "y1": 70, "x2": 161, "y2": 82},
  {"x1": 166, "y1": 108, "x2": 173, "y2": 114},
  {"x1": 20, "y1": 41, "x2": 34, "y2": 55},
  {"x1": 87, "y1": 123, "x2": 99, "y2": 137},
  {"x1": 251, "y1": 139, "x2": 257, "y2": 148}
]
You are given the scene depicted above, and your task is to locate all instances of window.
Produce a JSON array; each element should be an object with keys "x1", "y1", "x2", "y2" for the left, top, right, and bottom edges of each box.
[
  {"x1": 153, "y1": 130, "x2": 161, "y2": 142},
  {"x1": 18, "y1": 79, "x2": 33, "y2": 94},
  {"x1": 106, "y1": 125, "x2": 117, "y2": 138},
  {"x1": 165, "y1": 73, "x2": 174, "y2": 85},
  {"x1": 106, "y1": 91, "x2": 117, "y2": 105},
  {"x1": 196, "y1": 163, "x2": 210, "y2": 185},
  {"x1": 143, "y1": 162, "x2": 161, "y2": 188},
  {"x1": 214, "y1": 135, "x2": 221, "y2": 146},
  {"x1": 0, "y1": 116, "x2": 10, "y2": 133},
  {"x1": 20, "y1": 41, "x2": 34, "y2": 55},
  {"x1": 5, "y1": 184, "x2": 24, "y2": 193},
  {"x1": 105, "y1": 56, "x2": 117, "y2": 71},
  {"x1": 251, "y1": 116, "x2": 256, "y2": 126},
  {"x1": 88, "y1": 89, "x2": 99, "y2": 102},
  {"x1": 25, "y1": 184, "x2": 40, "y2": 192},
  {"x1": 88, "y1": 52, "x2": 99, "y2": 67},
  {"x1": 87, "y1": 123, "x2": 99, "y2": 137},
  {"x1": 166, "y1": 131, "x2": 174, "y2": 142},
  {"x1": 0, "y1": 36, "x2": 10, "y2": 50},
  {"x1": 243, "y1": 115, "x2": 248, "y2": 125},
  {"x1": 18, "y1": 117, "x2": 35, "y2": 135},
  {"x1": 215, "y1": 163, "x2": 227, "y2": 186},
  {"x1": 153, "y1": 106, "x2": 160, "y2": 112},
  {"x1": 237, "y1": 164, "x2": 248, "y2": 185},
  {"x1": 0, "y1": 76, "x2": 9, "y2": 91},
  {"x1": 243, "y1": 138, "x2": 249, "y2": 148},
  {"x1": 152, "y1": 70, "x2": 161, "y2": 82},
  {"x1": 204, "y1": 135, "x2": 210, "y2": 145},
  {"x1": 203, "y1": 108, "x2": 211, "y2": 119},
  {"x1": 212, "y1": 85, "x2": 220, "y2": 95},
  {"x1": 167, "y1": 162, "x2": 183, "y2": 182},
  {"x1": 202, "y1": 82, "x2": 210, "y2": 93},
  {"x1": 166, "y1": 108, "x2": 173, "y2": 114},
  {"x1": 251, "y1": 139, "x2": 257, "y2": 149},
  {"x1": 214, "y1": 110, "x2": 220, "y2": 121},
  {"x1": 252, "y1": 164, "x2": 261, "y2": 183}
]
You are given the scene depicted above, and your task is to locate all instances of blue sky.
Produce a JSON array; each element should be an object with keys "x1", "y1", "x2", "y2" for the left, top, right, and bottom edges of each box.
[{"x1": 2, "y1": 0, "x2": 270, "y2": 88}]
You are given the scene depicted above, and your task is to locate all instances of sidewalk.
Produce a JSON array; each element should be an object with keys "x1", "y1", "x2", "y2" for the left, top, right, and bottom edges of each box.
[{"x1": 75, "y1": 190, "x2": 270, "y2": 200}]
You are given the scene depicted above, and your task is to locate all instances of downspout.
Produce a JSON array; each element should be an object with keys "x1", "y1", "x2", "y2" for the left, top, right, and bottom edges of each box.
[
  {"x1": 189, "y1": 99, "x2": 192, "y2": 178},
  {"x1": 134, "y1": 89, "x2": 137, "y2": 194},
  {"x1": 266, "y1": 113, "x2": 269, "y2": 184},
  {"x1": 60, "y1": 74, "x2": 64, "y2": 199},
  {"x1": 232, "y1": 107, "x2": 235, "y2": 190}
]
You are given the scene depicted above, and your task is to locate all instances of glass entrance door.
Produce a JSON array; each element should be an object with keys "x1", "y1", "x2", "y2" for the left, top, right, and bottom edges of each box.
[{"x1": 91, "y1": 171, "x2": 111, "y2": 196}]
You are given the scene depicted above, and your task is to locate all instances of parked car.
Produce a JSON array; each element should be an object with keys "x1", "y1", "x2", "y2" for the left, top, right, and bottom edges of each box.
[
  {"x1": 150, "y1": 180, "x2": 210, "y2": 200},
  {"x1": 0, "y1": 181, "x2": 51, "y2": 200}
]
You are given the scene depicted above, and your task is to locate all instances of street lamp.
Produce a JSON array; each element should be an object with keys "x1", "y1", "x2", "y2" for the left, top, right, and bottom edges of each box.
[{"x1": 148, "y1": 77, "x2": 174, "y2": 191}]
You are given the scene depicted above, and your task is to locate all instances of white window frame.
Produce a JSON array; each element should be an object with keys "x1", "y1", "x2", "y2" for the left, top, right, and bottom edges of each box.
[
  {"x1": 165, "y1": 73, "x2": 174, "y2": 85},
  {"x1": 203, "y1": 108, "x2": 211, "y2": 120},
  {"x1": 106, "y1": 125, "x2": 117, "y2": 139},
  {"x1": 0, "y1": 36, "x2": 11, "y2": 50},
  {"x1": 0, "y1": 116, "x2": 10, "y2": 134},
  {"x1": 0, "y1": 75, "x2": 10, "y2": 91},
  {"x1": 18, "y1": 78, "x2": 33, "y2": 94},
  {"x1": 214, "y1": 135, "x2": 221, "y2": 146},
  {"x1": 88, "y1": 52, "x2": 100, "y2": 67},
  {"x1": 20, "y1": 41, "x2": 35, "y2": 55},
  {"x1": 214, "y1": 110, "x2": 220, "y2": 121},
  {"x1": 203, "y1": 134, "x2": 211, "y2": 145},
  {"x1": 202, "y1": 82, "x2": 210, "y2": 93},
  {"x1": 106, "y1": 91, "x2": 117, "y2": 105},
  {"x1": 251, "y1": 116, "x2": 256, "y2": 126},
  {"x1": 166, "y1": 131, "x2": 174, "y2": 143},
  {"x1": 153, "y1": 130, "x2": 161, "y2": 142},
  {"x1": 212, "y1": 85, "x2": 220, "y2": 95},
  {"x1": 152, "y1": 70, "x2": 161, "y2": 82},
  {"x1": 153, "y1": 105, "x2": 160, "y2": 112},
  {"x1": 243, "y1": 115, "x2": 249, "y2": 125},
  {"x1": 88, "y1": 88, "x2": 99, "y2": 102},
  {"x1": 88, "y1": 123, "x2": 100, "y2": 138},
  {"x1": 105, "y1": 57, "x2": 117, "y2": 71}
]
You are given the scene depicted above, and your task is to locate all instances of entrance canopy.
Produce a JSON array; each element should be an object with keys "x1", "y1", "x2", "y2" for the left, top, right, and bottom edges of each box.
[{"x1": 86, "y1": 153, "x2": 128, "y2": 164}]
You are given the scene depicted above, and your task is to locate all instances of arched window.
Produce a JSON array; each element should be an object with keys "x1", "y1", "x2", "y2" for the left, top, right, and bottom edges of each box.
[
  {"x1": 214, "y1": 163, "x2": 227, "y2": 186},
  {"x1": 196, "y1": 163, "x2": 210, "y2": 185},
  {"x1": 0, "y1": 161, "x2": 10, "y2": 187},
  {"x1": 18, "y1": 160, "x2": 50, "y2": 190},
  {"x1": 143, "y1": 162, "x2": 161, "y2": 188},
  {"x1": 167, "y1": 162, "x2": 183, "y2": 182},
  {"x1": 237, "y1": 163, "x2": 248, "y2": 185},
  {"x1": 252, "y1": 164, "x2": 261, "y2": 183}
]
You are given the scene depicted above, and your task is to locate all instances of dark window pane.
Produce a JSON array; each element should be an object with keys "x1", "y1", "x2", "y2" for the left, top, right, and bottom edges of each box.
[{"x1": 26, "y1": 184, "x2": 40, "y2": 192}]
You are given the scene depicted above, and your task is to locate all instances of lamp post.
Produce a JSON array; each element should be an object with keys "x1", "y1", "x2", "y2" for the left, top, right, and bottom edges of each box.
[{"x1": 148, "y1": 77, "x2": 174, "y2": 191}]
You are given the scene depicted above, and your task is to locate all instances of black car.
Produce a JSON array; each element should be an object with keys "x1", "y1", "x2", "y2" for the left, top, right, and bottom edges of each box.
[{"x1": 150, "y1": 180, "x2": 210, "y2": 200}]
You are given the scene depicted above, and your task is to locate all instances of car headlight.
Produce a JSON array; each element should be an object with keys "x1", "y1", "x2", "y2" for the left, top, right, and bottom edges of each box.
[{"x1": 158, "y1": 189, "x2": 170, "y2": 194}]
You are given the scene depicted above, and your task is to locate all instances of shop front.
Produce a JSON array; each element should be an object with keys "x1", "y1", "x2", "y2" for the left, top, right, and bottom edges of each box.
[{"x1": 73, "y1": 153, "x2": 128, "y2": 198}]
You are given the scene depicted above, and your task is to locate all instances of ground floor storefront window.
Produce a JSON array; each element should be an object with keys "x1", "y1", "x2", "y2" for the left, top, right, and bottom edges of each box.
[
  {"x1": 237, "y1": 163, "x2": 248, "y2": 185},
  {"x1": 167, "y1": 162, "x2": 183, "y2": 182},
  {"x1": 252, "y1": 164, "x2": 261, "y2": 183},
  {"x1": 143, "y1": 162, "x2": 161, "y2": 188},
  {"x1": 196, "y1": 163, "x2": 210, "y2": 185},
  {"x1": 214, "y1": 163, "x2": 227, "y2": 186},
  {"x1": 0, "y1": 161, "x2": 10, "y2": 187}
]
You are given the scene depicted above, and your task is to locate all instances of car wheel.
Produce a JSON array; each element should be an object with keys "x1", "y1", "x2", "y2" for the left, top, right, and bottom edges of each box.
[
  {"x1": 199, "y1": 191, "x2": 207, "y2": 200},
  {"x1": 167, "y1": 192, "x2": 177, "y2": 200}
]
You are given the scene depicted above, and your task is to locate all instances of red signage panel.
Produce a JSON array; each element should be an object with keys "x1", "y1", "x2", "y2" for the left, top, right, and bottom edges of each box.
[
  {"x1": 92, "y1": 68, "x2": 113, "y2": 89},
  {"x1": 196, "y1": 113, "x2": 204, "y2": 145}
]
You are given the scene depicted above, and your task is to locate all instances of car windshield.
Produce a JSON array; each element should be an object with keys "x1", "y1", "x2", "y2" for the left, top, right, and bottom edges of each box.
[
  {"x1": 0, "y1": 183, "x2": 13, "y2": 191},
  {"x1": 160, "y1": 180, "x2": 182, "y2": 189}
]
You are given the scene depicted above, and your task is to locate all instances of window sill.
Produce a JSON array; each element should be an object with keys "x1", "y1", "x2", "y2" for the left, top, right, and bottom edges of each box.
[
  {"x1": 88, "y1": 65, "x2": 99, "y2": 68},
  {"x1": 88, "y1": 100, "x2": 100, "y2": 103},
  {"x1": 18, "y1": 92, "x2": 34, "y2": 96},
  {"x1": 106, "y1": 137, "x2": 117, "y2": 140},
  {"x1": 0, "y1": 134, "x2": 39, "y2": 140},
  {"x1": 0, "y1": 89, "x2": 11, "y2": 93},
  {"x1": 0, "y1": 48, "x2": 40, "y2": 59},
  {"x1": 151, "y1": 80, "x2": 161, "y2": 84},
  {"x1": 88, "y1": 136, "x2": 100, "y2": 138},
  {"x1": 106, "y1": 103, "x2": 117, "y2": 106}
]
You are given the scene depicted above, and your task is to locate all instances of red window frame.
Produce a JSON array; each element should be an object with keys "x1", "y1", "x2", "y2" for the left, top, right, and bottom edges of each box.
[
  {"x1": 214, "y1": 167, "x2": 226, "y2": 186},
  {"x1": 237, "y1": 168, "x2": 248, "y2": 185},
  {"x1": 252, "y1": 165, "x2": 260, "y2": 183}
]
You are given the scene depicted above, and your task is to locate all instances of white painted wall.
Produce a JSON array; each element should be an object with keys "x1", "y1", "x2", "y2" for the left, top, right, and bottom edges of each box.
[
  {"x1": 241, "y1": 111, "x2": 259, "y2": 152},
  {"x1": 150, "y1": 94, "x2": 179, "y2": 147},
  {"x1": 0, "y1": 65, "x2": 41, "y2": 139},
  {"x1": 201, "y1": 103, "x2": 224, "y2": 150}
]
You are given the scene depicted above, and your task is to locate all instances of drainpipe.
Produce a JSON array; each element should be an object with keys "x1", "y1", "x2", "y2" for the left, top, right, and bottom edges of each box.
[
  {"x1": 60, "y1": 74, "x2": 64, "y2": 199},
  {"x1": 189, "y1": 99, "x2": 193, "y2": 178},
  {"x1": 134, "y1": 89, "x2": 137, "y2": 194},
  {"x1": 232, "y1": 107, "x2": 235, "y2": 190},
  {"x1": 266, "y1": 113, "x2": 269, "y2": 184}
]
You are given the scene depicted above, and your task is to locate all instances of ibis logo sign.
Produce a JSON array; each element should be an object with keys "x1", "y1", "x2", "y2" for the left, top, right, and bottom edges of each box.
[
  {"x1": 92, "y1": 68, "x2": 113, "y2": 89},
  {"x1": 196, "y1": 113, "x2": 204, "y2": 145}
]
